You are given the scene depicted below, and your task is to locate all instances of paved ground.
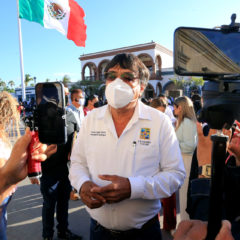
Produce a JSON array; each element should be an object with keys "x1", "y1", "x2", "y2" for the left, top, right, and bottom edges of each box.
[
  {"x1": 7, "y1": 177, "x2": 178, "y2": 240},
  {"x1": 6, "y1": 120, "x2": 178, "y2": 240},
  {"x1": 7, "y1": 178, "x2": 91, "y2": 240}
]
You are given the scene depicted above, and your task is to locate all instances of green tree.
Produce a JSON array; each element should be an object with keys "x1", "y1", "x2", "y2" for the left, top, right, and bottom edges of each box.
[
  {"x1": 25, "y1": 74, "x2": 33, "y2": 87},
  {"x1": 170, "y1": 76, "x2": 204, "y2": 90},
  {"x1": 71, "y1": 79, "x2": 103, "y2": 96},
  {"x1": 45, "y1": 78, "x2": 50, "y2": 82},
  {"x1": 62, "y1": 75, "x2": 71, "y2": 85},
  {"x1": 0, "y1": 80, "x2": 6, "y2": 90},
  {"x1": 191, "y1": 77, "x2": 204, "y2": 86},
  {"x1": 8, "y1": 80, "x2": 15, "y2": 89}
]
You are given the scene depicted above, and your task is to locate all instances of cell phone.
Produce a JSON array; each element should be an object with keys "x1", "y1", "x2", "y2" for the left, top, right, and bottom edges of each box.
[{"x1": 35, "y1": 82, "x2": 67, "y2": 144}]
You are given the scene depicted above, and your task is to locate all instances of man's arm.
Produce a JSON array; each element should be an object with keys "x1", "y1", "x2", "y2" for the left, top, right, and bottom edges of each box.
[
  {"x1": 69, "y1": 120, "x2": 105, "y2": 209},
  {"x1": 129, "y1": 117, "x2": 185, "y2": 200},
  {"x1": 173, "y1": 220, "x2": 234, "y2": 240}
]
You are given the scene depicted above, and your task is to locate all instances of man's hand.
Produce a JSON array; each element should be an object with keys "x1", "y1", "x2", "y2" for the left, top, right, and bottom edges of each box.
[
  {"x1": 197, "y1": 123, "x2": 231, "y2": 167},
  {"x1": 31, "y1": 142, "x2": 57, "y2": 160},
  {"x1": 91, "y1": 175, "x2": 131, "y2": 204},
  {"x1": 216, "y1": 220, "x2": 234, "y2": 240},
  {"x1": 197, "y1": 122, "x2": 216, "y2": 166},
  {"x1": 173, "y1": 220, "x2": 234, "y2": 240},
  {"x1": 80, "y1": 181, "x2": 106, "y2": 209},
  {"x1": 228, "y1": 135, "x2": 240, "y2": 166},
  {"x1": 173, "y1": 220, "x2": 207, "y2": 240},
  {"x1": 30, "y1": 177, "x2": 40, "y2": 185}
]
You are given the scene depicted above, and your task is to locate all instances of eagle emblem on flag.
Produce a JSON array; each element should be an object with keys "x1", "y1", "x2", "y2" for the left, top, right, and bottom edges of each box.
[{"x1": 47, "y1": 2, "x2": 66, "y2": 20}]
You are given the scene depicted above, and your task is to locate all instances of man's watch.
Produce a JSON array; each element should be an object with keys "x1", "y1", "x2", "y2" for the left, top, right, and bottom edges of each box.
[{"x1": 198, "y1": 164, "x2": 211, "y2": 178}]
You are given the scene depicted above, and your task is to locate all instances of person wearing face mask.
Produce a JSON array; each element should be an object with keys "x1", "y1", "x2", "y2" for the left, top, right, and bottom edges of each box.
[
  {"x1": 67, "y1": 89, "x2": 85, "y2": 129},
  {"x1": 69, "y1": 53, "x2": 185, "y2": 240},
  {"x1": 66, "y1": 89, "x2": 86, "y2": 201}
]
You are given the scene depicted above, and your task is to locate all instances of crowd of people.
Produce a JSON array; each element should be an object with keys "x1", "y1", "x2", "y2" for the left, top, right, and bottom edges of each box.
[{"x1": 0, "y1": 53, "x2": 239, "y2": 240}]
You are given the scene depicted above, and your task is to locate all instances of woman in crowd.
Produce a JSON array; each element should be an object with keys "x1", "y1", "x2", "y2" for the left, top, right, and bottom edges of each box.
[
  {"x1": 0, "y1": 91, "x2": 56, "y2": 240},
  {"x1": 173, "y1": 96, "x2": 198, "y2": 220},
  {"x1": 83, "y1": 94, "x2": 99, "y2": 116},
  {"x1": 150, "y1": 98, "x2": 177, "y2": 235}
]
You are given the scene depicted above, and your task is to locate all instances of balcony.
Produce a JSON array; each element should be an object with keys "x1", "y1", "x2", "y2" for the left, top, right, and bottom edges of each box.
[{"x1": 83, "y1": 76, "x2": 96, "y2": 81}]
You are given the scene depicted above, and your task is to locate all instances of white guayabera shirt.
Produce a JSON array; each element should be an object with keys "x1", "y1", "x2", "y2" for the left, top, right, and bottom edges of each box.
[{"x1": 70, "y1": 100, "x2": 186, "y2": 230}]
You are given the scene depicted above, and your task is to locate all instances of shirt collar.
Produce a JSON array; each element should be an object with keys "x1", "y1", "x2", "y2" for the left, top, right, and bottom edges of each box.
[
  {"x1": 69, "y1": 104, "x2": 82, "y2": 111},
  {"x1": 97, "y1": 100, "x2": 151, "y2": 121}
]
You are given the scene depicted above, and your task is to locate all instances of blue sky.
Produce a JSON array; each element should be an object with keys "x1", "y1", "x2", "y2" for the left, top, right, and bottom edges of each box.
[{"x1": 1, "y1": 0, "x2": 240, "y2": 87}]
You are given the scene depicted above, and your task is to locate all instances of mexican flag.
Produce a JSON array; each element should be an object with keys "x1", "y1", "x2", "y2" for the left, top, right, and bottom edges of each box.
[{"x1": 19, "y1": 0, "x2": 87, "y2": 47}]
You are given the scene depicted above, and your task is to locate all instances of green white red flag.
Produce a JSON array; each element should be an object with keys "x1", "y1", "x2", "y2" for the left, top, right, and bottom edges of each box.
[{"x1": 19, "y1": 0, "x2": 87, "y2": 47}]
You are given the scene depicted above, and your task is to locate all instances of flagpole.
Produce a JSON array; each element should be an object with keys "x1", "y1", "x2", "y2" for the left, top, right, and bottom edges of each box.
[{"x1": 16, "y1": 0, "x2": 26, "y2": 101}]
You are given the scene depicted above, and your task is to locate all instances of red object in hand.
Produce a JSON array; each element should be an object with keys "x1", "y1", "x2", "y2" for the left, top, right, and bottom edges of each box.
[{"x1": 28, "y1": 131, "x2": 42, "y2": 179}]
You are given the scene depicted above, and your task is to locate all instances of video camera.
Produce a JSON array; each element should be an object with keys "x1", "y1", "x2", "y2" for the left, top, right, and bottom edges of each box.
[
  {"x1": 174, "y1": 14, "x2": 240, "y2": 240},
  {"x1": 174, "y1": 14, "x2": 240, "y2": 129}
]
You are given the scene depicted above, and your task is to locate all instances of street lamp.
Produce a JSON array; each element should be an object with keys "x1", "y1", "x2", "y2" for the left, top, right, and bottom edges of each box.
[{"x1": 33, "y1": 77, "x2": 36, "y2": 85}]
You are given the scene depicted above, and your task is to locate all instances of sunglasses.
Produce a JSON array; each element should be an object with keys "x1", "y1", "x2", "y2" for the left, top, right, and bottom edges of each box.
[{"x1": 105, "y1": 72, "x2": 139, "y2": 82}]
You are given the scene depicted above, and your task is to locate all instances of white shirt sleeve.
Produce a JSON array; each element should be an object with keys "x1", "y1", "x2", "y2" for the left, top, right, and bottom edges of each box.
[
  {"x1": 69, "y1": 120, "x2": 91, "y2": 192},
  {"x1": 129, "y1": 117, "x2": 186, "y2": 199}
]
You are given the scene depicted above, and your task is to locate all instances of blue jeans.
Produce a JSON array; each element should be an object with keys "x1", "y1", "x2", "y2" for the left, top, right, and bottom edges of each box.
[
  {"x1": 0, "y1": 196, "x2": 11, "y2": 240},
  {"x1": 40, "y1": 174, "x2": 72, "y2": 238},
  {"x1": 90, "y1": 217, "x2": 162, "y2": 240}
]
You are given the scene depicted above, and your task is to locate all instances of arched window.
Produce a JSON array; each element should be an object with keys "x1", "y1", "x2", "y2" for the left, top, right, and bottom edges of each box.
[
  {"x1": 98, "y1": 60, "x2": 110, "y2": 81},
  {"x1": 138, "y1": 54, "x2": 154, "y2": 75},
  {"x1": 144, "y1": 83, "x2": 155, "y2": 99},
  {"x1": 82, "y1": 62, "x2": 97, "y2": 81},
  {"x1": 155, "y1": 55, "x2": 162, "y2": 79}
]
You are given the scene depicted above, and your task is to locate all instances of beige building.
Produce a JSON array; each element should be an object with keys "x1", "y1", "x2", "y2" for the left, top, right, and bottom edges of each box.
[{"x1": 79, "y1": 42, "x2": 176, "y2": 98}]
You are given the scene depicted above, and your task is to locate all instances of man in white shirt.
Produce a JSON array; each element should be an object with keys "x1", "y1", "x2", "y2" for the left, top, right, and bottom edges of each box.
[
  {"x1": 67, "y1": 89, "x2": 86, "y2": 201},
  {"x1": 69, "y1": 53, "x2": 185, "y2": 240},
  {"x1": 67, "y1": 89, "x2": 85, "y2": 129}
]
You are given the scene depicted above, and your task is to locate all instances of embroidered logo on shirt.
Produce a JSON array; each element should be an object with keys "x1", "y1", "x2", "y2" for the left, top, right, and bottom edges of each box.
[{"x1": 140, "y1": 128, "x2": 150, "y2": 140}]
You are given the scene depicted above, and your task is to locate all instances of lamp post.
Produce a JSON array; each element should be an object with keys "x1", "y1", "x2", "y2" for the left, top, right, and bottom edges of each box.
[{"x1": 33, "y1": 77, "x2": 36, "y2": 85}]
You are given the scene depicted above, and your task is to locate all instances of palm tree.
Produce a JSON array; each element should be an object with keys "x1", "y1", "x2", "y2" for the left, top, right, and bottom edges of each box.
[
  {"x1": 62, "y1": 75, "x2": 71, "y2": 85},
  {"x1": 25, "y1": 74, "x2": 33, "y2": 87},
  {"x1": 8, "y1": 80, "x2": 15, "y2": 89},
  {"x1": 0, "y1": 80, "x2": 6, "y2": 90}
]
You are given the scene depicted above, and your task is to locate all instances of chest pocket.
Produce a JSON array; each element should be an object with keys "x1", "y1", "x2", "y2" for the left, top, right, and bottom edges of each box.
[{"x1": 130, "y1": 140, "x2": 160, "y2": 176}]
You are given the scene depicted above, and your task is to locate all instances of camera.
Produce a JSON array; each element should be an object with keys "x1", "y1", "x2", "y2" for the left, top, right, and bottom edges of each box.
[
  {"x1": 174, "y1": 14, "x2": 240, "y2": 240},
  {"x1": 174, "y1": 21, "x2": 240, "y2": 129}
]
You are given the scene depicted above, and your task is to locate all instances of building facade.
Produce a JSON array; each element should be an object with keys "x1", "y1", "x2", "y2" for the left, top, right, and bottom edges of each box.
[
  {"x1": 79, "y1": 42, "x2": 176, "y2": 98},
  {"x1": 15, "y1": 86, "x2": 35, "y2": 102}
]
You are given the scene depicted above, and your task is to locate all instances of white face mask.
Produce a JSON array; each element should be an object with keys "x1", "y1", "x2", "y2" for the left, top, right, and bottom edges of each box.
[
  {"x1": 105, "y1": 78, "x2": 134, "y2": 109},
  {"x1": 78, "y1": 98, "x2": 85, "y2": 106}
]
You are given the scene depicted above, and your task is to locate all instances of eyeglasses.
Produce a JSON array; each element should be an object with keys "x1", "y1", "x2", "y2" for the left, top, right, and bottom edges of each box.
[{"x1": 105, "y1": 72, "x2": 139, "y2": 82}]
